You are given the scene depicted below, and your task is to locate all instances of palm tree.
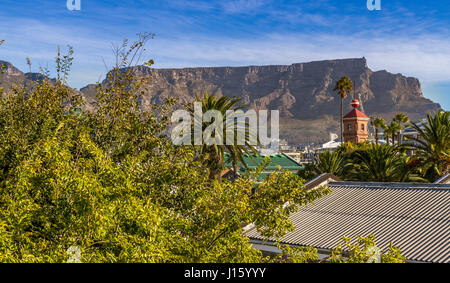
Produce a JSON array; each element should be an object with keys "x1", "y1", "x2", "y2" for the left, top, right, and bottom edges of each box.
[
  {"x1": 382, "y1": 124, "x2": 390, "y2": 146},
  {"x1": 372, "y1": 117, "x2": 386, "y2": 145},
  {"x1": 393, "y1": 113, "x2": 409, "y2": 145},
  {"x1": 407, "y1": 111, "x2": 450, "y2": 178},
  {"x1": 186, "y1": 92, "x2": 260, "y2": 181},
  {"x1": 333, "y1": 77, "x2": 353, "y2": 143},
  {"x1": 345, "y1": 143, "x2": 425, "y2": 182},
  {"x1": 316, "y1": 150, "x2": 345, "y2": 177},
  {"x1": 386, "y1": 121, "x2": 401, "y2": 145}
]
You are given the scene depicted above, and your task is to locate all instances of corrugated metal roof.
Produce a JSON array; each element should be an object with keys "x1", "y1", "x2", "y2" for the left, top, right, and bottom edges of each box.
[
  {"x1": 303, "y1": 173, "x2": 341, "y2": 190},
  {"x1": 225, "y1": 153, "x2": 303, "y2": 170},
  {"x1": 435, "y1": 174, "x2": 450, "y2": 184},
  {"x1": 245, "y1": 182, "x2": 450, "y2": 263},
  {"x1": 224, "y1": 153, "x2": 303, "y2": 180}
]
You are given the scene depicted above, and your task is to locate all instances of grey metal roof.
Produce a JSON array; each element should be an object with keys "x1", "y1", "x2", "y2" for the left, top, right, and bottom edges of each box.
[
  {"x1": 303, "y1": 173, "x2": 342, "y2": 190},
  {"x1": 245, "y1": 182, "x2": 450, "y2": 263},
  {"x1": 435, "y1": 174, "x2": 450, "y2": 185}
]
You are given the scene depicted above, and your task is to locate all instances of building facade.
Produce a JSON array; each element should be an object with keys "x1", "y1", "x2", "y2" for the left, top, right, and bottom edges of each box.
[{"x1": 343, "y1": 99, "x2": 369, "y2": 143}]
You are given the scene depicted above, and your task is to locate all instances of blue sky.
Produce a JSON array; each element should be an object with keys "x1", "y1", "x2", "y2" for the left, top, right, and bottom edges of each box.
[{"x1": 0, "y1": 0, "x2": 449, "y2": 109}]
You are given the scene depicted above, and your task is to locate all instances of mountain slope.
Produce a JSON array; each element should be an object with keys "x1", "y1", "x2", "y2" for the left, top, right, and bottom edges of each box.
[
  {"x1": 0, "y1": 60, "x2": 94, "y2": 108},
  {"x1": 1, "y1": 58, "x2": 441, "y2": 144},
  {"x1": 81, "y1": 58, "x2": 439, "y2": 143}
]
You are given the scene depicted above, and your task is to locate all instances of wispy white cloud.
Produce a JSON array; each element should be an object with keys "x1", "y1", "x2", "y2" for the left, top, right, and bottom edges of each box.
[
  {"x1": 0, "y1": 18, "x2": 124, "y2": 87},
  {"x1": 2, "y1": 19, "x2": 450, "y2": 88},
  {"x1": 150, "y1": 33, "x2": 450, "y2": 82},
  {"x1": 164, "y1": 0, "x2": 217, "y2": 12},
  {"x1": 148, "y1": 32, "x2": 450, "y2": 109},
  {"x1": 0, "y1": 0, "x2": 449, "y2": 110},
  {"x1": 221, "y1": 0, "x2": 270, "y2": 14}
]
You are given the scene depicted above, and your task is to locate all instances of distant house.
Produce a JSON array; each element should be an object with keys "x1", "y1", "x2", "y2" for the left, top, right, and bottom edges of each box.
[
  {"x1": 316, "y1": 133, "x2": 341, "y2": 153},
  {"x1": 223, "y1": 153, "x2": 303, "y2": 181},
  {"x1": 245, "y1": 179, "x2": 450, "y2": 263},
  {"x1": 319, "y1": 140, "x2": 342, "y2": 152}
]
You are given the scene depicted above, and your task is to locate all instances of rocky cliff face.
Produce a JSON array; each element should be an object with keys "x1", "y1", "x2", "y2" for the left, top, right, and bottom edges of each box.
[
  {"x1": 0, "y1": 60, "x2": 30, "y2": 90},
  {"x1": 84, "y1": 58, "x2": 438, "y2": 121},
  {"x1": 0, "y1": 60, "x2": 93, "y2": 109},
  {"x1": 1, "y1": 58, "x2": 441, "y2": 143},
  {"x1": 0, "y1": 60, "x2": 57, "y2": 89},
  {"x1": 81, "y1": 58, "x2": 440, "y2": 143}
]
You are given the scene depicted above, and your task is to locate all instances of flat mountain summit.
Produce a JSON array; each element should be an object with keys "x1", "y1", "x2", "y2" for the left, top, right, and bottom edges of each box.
[
  {"x1": 1, "y1": 58, "x2": 441, "y2": 143},
  {"x1": 81, "y1": 57, "x2": 440, "y2": 143}
]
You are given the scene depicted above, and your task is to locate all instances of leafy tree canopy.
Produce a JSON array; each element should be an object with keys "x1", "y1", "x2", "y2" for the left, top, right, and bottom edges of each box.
[{"x1": 0, "y1": 37, "x2": 405, "y2": 263}]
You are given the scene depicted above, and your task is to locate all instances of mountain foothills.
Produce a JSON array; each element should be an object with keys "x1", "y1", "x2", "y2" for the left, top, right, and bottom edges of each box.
[
  {"x1": 0, "y1": 60, "x2": 93, "y2": 107},
  {"x1": 0, "y1": 61, "x2": 58, "y2": 87},
  {"x1": 1, "y1": 58, "x2": 441, "y2": 143}
]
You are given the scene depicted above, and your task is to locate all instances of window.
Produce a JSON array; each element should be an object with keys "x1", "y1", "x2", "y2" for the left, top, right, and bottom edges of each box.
[
  {"x1": 361, "y1": 124, "x2": 365, "y2": 131},
  {"x1": 348, "y1": 124, "x2": 352, "y2": 131}
]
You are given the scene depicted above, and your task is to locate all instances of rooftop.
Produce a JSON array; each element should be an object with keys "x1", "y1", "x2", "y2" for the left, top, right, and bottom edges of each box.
[
  {"x1": 343, "y1": 108, "x2": 369, "y2": 119},
  {"x1": 245, "y1": 181, "x2": 450, "y2": 263},
  {"x1": 303, "y1": 173, "x2": 342, "y2": 190},
  {"x1": 435, "y1": 174, "x2": 450, "y2": 185},
  {"x1": 224, "y1": 153, "x2": 303, "y2": 180}
]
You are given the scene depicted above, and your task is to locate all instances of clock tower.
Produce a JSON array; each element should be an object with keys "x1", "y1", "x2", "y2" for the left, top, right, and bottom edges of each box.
[{"x1": 343, "y1": 99, "x2": 369, "y2": 143}]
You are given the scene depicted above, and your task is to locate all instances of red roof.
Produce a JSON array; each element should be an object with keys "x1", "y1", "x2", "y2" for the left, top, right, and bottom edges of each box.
[{"x1": 343, "y1": 108, "x2": 369, "y2": 119}]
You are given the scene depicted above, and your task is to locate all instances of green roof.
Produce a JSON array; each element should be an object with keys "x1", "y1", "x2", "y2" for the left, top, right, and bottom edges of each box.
[{"x1": 224, "y1": 153, "x2": 303, "y2": 180}]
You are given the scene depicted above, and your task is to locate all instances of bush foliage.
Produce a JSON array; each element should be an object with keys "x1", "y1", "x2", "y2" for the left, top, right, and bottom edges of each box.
[{"x1": 0, "y1": 38, "x2": 405, "y2": 263}]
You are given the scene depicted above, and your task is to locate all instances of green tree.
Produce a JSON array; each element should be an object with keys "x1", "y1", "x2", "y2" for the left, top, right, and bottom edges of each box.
[
  {"x1": 0, "y1": 36, "x2": 333, "y2": 263},
  {"x1": 186, "y1": 92, "x2": 260, "y2": 181},
  {"x1": 344, "y1": 143, "x2": 425, "y2": 182},
  {"x1": 0, "y1": 35, "x2": 407, "y2": 264},
  {"x1": 385, "y1": 121, "x2": 401, "y2": 145},
  {"x1": 334, "y1": 77, "x2": 353, "y2": 143},
  {"x1": 382, "y1": 123, "x2": 390, "y2": 145},
  {"x1": 273, "y1": 235, "x2": 405, "y2": 263},
  {"x1": 298, "y1": 142, "x2": 365, "y2": 181},
  {"x1": 297, "y1": 163, "x2": 320, "y2": 181},
  {"x1": 393, "y1": 113, "x2": 409, "y2": 145},
  {"x1": 327, "y1": 235, "x2": 405, "y2": 263},
  {"x1": 407, "y1": 111, "x2": 450, "y2": 179},
  {"x1": 372, "y1": 116, "x2": 386, "y2": 145},
  {"x1": 316, "y1": 150, "x2": 344, "y2": 177},
  {"x1": 0, "y1": 68, "x2": 83, "y2": 182}
]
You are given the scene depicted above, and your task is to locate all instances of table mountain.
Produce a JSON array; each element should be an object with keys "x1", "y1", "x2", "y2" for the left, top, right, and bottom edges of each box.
[
  {"x1": 2, "y1": 58, "x2": 441, "y2": 144},
  {"x1": 82, "y1": 58, "x2": 440, "y2": 143}
]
